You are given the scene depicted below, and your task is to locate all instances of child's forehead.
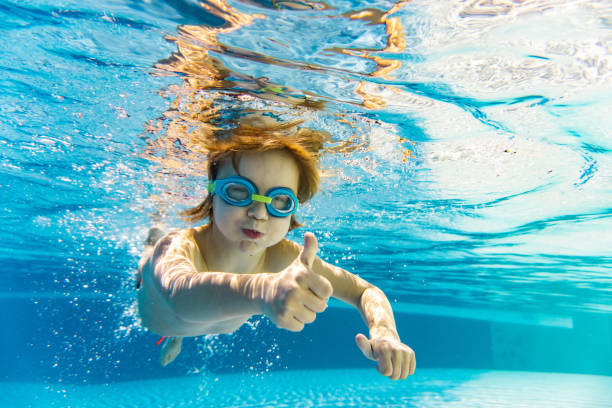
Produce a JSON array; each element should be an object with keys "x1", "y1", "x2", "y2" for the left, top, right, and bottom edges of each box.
[{"x1": 216, "y1": 150, "x2": 300, "y2": 187}]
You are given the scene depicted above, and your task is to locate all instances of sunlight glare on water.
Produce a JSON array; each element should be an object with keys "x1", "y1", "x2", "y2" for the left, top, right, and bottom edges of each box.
[
  {"x1": 1, "y1": 1, "x2": 611, "y2": 404},
  {"x1": 1, "y1": 0, "x2": 610, "y2": 318}
]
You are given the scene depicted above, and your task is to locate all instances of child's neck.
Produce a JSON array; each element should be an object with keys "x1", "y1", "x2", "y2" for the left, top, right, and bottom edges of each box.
[{"x1": 197, "y1": 223, "x2": 266, "y2": 275}]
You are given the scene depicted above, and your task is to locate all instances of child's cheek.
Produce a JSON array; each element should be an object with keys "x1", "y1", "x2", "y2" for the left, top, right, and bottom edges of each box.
[
  {"x1": 213, "y1": 199, "x2": 241, "y2": 228},
  {"x1": 271, "y1": 216, "x2": 291, "y2": 238}
]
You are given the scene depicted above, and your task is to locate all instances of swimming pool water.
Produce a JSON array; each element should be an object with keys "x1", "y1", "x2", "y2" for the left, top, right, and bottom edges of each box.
[
  {"x1": 2, "y1": 369, "x2": 612, "y2": 407},
  {"x1": 1, "y1": 0, "x2": 611, "y2": 406}
]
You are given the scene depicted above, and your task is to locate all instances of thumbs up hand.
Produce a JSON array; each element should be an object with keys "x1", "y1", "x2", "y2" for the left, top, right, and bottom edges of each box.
[
  {"x1": 261, "y1": 232, "x2": 333, "y2": 332},
  {"x1": 355, "y1": 333, "x2": 416, "y2": 380}
]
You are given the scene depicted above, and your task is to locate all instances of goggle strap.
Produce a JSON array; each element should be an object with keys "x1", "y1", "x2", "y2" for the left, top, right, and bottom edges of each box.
[
  {"x1": 207, "y1": 180, "x2": 216, "y2": 194},
  {"x1": 251, "y1": 194, "x2": 272, "y2": 204}
]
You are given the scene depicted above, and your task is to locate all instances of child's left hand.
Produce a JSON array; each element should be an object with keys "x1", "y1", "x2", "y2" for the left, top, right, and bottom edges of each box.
[{"x1": 355, "y1": 333, "x2": 416, "y2": 380}]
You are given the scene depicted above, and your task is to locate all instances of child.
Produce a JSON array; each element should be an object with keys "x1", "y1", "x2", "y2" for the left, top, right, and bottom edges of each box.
[{"x1": 137, "y1": 114, "x2": 415, "y2": 380}]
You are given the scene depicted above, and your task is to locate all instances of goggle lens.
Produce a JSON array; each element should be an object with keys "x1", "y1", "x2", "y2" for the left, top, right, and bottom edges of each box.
[
  {"x1": 271, "y1": 194, "x2": 294, "y2": 212},
  {"x1": 224, "y1": 183, "x2": 251, "y2": 203},
  {"x1": 211, "y1": 176, "x2": 298, "y2": 217}
]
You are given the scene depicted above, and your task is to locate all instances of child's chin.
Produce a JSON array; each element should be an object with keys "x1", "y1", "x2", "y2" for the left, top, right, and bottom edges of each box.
[{"x1": 238, "y1": 239, "x2": 264, "y2": 255}]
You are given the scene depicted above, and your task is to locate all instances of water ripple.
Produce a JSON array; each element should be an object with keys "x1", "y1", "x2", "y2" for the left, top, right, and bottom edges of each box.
[{"x1": 1, "y1": 0, "x2": 611, "y2": 316}]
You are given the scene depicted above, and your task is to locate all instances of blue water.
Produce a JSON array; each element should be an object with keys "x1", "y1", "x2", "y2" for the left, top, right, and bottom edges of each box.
[
  {"x1": 1, "y1": 0, "x2": 611, "y2": 406},
  {"x1": 3, "y1": 369, "x2": 612, "y2": 407}
]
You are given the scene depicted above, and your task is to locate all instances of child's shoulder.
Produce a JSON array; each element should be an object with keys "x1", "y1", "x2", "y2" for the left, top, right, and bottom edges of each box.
[
  {"x1": 271, "y1": 237, "x2": 301, "y2": 254},
  {"x1": 152, "y1": 227, "x2": 200, "y2": 255}
]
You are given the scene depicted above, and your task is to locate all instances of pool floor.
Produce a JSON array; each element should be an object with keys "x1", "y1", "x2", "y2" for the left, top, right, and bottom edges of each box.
[{"x1": 3, "y1": 368, "x2": 611, "y2": 407}]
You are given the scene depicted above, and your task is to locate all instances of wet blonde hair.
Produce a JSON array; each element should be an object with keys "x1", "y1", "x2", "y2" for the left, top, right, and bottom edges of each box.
[{"x1": 181, "y1": 113, "x2": 330, "y2": 230}]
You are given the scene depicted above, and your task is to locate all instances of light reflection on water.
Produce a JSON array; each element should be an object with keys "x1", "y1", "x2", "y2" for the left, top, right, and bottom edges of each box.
[
  {"x1": 1, "y1": 0, "x2": 611, "y2": 319},
  {"x1": 2, "y1": 0, "x2": 612, "y2": 397}
]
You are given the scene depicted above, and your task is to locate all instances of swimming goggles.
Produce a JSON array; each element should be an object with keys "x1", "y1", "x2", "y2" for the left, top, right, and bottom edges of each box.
[{"x1": 208, "y1": 176, "x2": 299, "y2": 217}]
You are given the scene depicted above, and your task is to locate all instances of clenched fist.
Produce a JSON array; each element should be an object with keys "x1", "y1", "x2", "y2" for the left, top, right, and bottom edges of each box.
[{"x1": 262, "y1": 232, "x2": 332, "y2": 331}]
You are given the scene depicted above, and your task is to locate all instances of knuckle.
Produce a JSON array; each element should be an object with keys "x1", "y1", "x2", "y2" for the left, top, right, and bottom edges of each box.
[
  {"x1": 278, "y1": 310, "x2": 291, "y2": 322},
  {"x1": 285, "y1": 291, "x2": 299, "y2": 304},
  {"x1": 290, "y1": 280, "x2": 302, "y2": 291},
  {"x1": 294, "y1": 271, "x2": 306, "y2": 285}
]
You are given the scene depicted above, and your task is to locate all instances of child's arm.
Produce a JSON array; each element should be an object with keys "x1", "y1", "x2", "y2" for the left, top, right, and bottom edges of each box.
[
  {"x1": 354, "y1": 286, "x2": 416, "y2": 380},
  {"x1": 308, "y1": 239, "x2": 416, "y2": 380},
  {"x1": 138, "y1": 232, "x2": 261, "y2": 336},
  {"x1": 139, "y1": 231, "x2": 332, "y2": 337}
]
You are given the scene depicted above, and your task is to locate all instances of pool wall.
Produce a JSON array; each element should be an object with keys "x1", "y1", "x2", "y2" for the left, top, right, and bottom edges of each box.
[{"x1": 3, "y1": 297, "x2": 610, "y2": 384}]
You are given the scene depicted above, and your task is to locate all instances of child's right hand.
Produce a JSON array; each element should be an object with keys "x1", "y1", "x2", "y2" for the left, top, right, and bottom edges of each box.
[{"x1": 261, "y1": 232, "x2": 332, "y2": 332}]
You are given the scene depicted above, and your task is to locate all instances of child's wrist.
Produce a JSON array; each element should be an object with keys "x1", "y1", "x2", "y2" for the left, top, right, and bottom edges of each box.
[
  {"x1": 370, "y1": 326, "x2": 400, "y2": 341},
  {"x1": 248, "y1": 272, "x2": 271, "y2": 315}
]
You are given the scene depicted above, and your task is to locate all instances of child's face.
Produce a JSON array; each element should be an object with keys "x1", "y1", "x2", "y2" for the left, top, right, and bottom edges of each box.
[{"x1": 212, "y1": 149, "x2": 300, "y2": 255}]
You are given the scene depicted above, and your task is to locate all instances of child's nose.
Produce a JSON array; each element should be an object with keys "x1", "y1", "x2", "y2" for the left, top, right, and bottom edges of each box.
[{"x1": 247, "y1": 200, "x2": 268, "y2": 220}]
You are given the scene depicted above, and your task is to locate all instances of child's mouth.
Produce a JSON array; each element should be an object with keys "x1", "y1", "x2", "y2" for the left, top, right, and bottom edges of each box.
[{"x1": 242, "y1": 229, "x2": 262, "y2": 239}]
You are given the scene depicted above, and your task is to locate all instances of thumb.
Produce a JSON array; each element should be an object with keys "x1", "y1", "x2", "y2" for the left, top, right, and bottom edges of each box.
[
  {"x1": 299, "y1": 232, "x2": 318, "y2": 269},
  {"x1": 355, "y1": 333, "x2": 375, "y2": 360}
]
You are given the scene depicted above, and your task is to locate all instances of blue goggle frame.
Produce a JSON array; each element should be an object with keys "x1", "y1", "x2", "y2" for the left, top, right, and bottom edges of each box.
[{"x1": 208, "y1": 176, "x2": 299, "y2": 217}]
